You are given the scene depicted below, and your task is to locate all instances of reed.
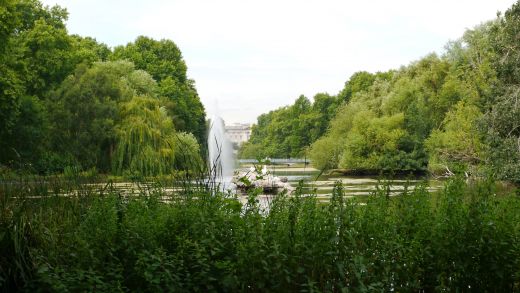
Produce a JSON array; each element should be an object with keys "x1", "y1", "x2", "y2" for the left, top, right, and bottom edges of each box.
[{"x1": 0, "y1": 173, "x2": 519, "y2": 291}]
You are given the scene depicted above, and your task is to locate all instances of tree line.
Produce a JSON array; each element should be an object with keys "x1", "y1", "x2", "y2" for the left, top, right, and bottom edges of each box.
[
  {"x1": 240, "y1": 2, "x2": 520, "y2": 183},
  {"x1": 0, "y1": 0, "x2": 206, "y2": 176}
]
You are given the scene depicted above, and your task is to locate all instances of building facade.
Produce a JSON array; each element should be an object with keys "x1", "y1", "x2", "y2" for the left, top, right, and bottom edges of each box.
[{"x1": 225, "y1": 123, "x2": 251, "y2": 146}]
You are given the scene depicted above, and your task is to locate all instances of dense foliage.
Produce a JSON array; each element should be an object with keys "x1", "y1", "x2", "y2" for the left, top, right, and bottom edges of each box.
[
  {"x1": 239, "y1": 93, "x2": 341, "y2": 158},
  {"x1": 243, "y1": 2, "x2": 520, "y2": 183},
  {"x1": 483, "y1": 3, "x2": 520, "y2": 183},
  {"x1": 1, "y1": 176, "x2": 519, "y2": 291},
  {"x1": 0, "y1": 0, "x2": 206, "y2": 175},
  {"x1": 112, "y1": 37, "x2": 207, "y2": 146}
]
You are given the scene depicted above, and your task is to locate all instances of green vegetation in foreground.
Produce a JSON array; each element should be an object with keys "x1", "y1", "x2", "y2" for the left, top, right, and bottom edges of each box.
[
  {"x1": 241, "y1": 2, "x2": 520, "y2": 184},
  {"x1": 1, "y1": 175, "x2": 519, "y2": 291},
  {"x1": 0, "y1": 0, "x2": 206, "y2": 176}
]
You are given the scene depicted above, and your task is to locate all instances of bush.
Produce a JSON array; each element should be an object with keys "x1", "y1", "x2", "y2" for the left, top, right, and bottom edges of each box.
[{"x1": 0, "y1": 176, "x2": 519, "y2": 291}]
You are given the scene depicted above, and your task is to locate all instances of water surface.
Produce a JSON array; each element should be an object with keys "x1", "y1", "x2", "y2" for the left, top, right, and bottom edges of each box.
[{"x1": 237, "y1": 164, "x2": 444, "y2": 203}]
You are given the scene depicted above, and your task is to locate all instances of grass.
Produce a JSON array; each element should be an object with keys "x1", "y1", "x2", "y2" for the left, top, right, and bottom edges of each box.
[{"x1": 0, "y1": 173, "x2": 519, "y2": 292}]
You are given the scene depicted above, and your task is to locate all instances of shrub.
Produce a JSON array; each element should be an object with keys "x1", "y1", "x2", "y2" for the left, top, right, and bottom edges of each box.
[{"x1": 0, "y1": 176, "x2": 518, "y2": 291}]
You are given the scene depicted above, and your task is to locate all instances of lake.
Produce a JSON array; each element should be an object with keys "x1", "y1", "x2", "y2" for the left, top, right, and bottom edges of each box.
[{"x1": 237, "y1": 163, "x2": 445, "y2": 203}]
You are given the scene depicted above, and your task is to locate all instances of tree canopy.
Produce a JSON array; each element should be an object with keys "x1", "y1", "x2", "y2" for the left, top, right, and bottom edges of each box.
[
  {"x1": 112, "y1": 36, "x2": 206, "y2": 146},
  {"x1": 243, "y1": 3, "x2": 520, "y2": 183},
  {"x1": 0, "y1": 0, "x2": 206, "y2": 175},
  {"x1": 239, "y1": 93, "x2": 341, "y2": 159}
]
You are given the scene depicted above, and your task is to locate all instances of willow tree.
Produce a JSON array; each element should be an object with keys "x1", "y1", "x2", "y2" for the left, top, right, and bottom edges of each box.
[
  {"x1": 172, "y1": 132, "x2": 204, "y2": 173},
  {"x1": 425, "y1": 101, "x2": 485, "y2": 175},
  {"x1": 112, "y1": 36, "x2": 207, "y2": 145},
  {"x1": 114, "y1": 95, "x2": 204, "y2": 176},
  {"x1": 114, "y1": 96, "x2": 178, "y2": 176},
  {"x1": 50, "y1": 61, "x2": 143, "y2": 172}
]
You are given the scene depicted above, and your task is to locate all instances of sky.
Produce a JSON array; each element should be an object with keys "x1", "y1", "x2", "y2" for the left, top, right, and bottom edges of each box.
[{"x1": 41, "y1": 0, "x2": 516, "y2": 124}]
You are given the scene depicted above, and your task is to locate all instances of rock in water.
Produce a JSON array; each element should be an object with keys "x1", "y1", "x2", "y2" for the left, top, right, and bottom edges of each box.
[{"x1": 232, "y1": 166, "x2": 294, "y2": 193}]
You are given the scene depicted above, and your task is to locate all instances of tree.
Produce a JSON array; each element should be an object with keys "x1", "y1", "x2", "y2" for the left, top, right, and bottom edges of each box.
[
  {"x1": 482, "y1": 2, "x2": 520, "y2": 182},
  {"x1": 112, "y1": 36, "x2": 206, "y2": 144},
  {"x1": 159, "y1": 77, "x2": 206, "y2": 145},
  {"x1": 308, "y1": 135, "x2": 343, "y2": 170},
  {"x1": 239, "y1": 94, "x2": 340, "y2": 159},
  {"x1": 49, "y1": 61, "x2": 150, "y2": 171},
  {"x1": 337, "y1": 71, "x2": 394, "y2": 102},
  {"x1": 0, "y1": 0, "x2": 109, "y2": 169},
  {"x1": 112, "y1": 36, "x2": 187, "y2": 83},
  {"x1": 0, "y1": 0, "x2": 113, "y2": 171},
  {"x1": 50, "y1": 60, "x2": 203, "y2": 175},
  {"x1": 310, "y1": 55, "x2": 470, "y2": 173},
  {"x1": 173, "y1": 132, "x2": 204, "y2": 172},
  {"x1": 425, "y1": 101, "x2": 485, "y2": 175},
  {"x1": 0, "y1": 64, "x2": 23, "y2": 146},
  {"x1": 0, "y1": 0, "x2": 205, "y2": 174},
  {"x1": 113, "y1": 96, "x2": 177, "y2": 176}
]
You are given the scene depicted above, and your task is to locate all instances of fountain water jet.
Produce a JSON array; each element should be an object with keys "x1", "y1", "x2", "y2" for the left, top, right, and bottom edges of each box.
[{"x1": 207, "y1": 116, "x2": 235, "y2": 188}]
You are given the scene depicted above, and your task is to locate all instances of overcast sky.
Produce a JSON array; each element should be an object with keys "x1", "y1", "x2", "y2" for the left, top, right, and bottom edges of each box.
[{"x1": 41, "y1": 0, "x2": 516, "y2": 124}]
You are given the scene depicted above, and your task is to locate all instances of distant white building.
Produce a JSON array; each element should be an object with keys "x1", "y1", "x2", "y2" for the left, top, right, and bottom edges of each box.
[{"x1": 225, "y1": 123, "x2": 251, "y2": 146}]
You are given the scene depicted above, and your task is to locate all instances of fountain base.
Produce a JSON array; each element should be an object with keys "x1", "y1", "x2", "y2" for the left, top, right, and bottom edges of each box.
[{"x1": 232, "y1": 167, "x2": 294, "y2": 194}]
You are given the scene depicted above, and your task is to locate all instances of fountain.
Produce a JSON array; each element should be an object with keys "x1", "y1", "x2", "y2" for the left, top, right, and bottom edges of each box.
[
  {"x1": 207, "y1": 114, "x2": 293, "y2": 194},
  {"x1": 232, "y1": 165, "x2": 294, "y2": 194},
  {"x1": 207, "y1": 115, "x2": 235, "y2": 189}
]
